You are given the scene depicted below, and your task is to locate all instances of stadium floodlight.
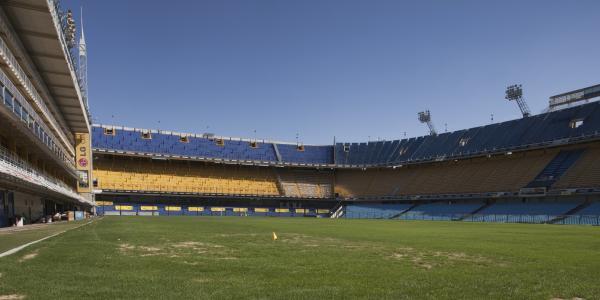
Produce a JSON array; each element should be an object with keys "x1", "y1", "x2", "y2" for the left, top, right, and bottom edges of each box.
[
  {"x1": 65, "y1": 10, "x2": 77, "y2": 48},
  {"x1": 505, "y1": 84, "x2": 531, "y2": 117},
  {"x1": 418, "y1": 110, "x2": 437, "y2": 136}
]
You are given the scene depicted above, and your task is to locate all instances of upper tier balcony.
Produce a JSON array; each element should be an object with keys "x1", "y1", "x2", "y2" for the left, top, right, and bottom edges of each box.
[{"x1": 1, "y1": 0, "x2": 90, "y2": 135}]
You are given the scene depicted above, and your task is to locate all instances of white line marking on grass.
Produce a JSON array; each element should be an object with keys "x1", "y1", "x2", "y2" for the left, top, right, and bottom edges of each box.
[{"x1": 0, "y1": 219, "x2": 96, "y2": 258}]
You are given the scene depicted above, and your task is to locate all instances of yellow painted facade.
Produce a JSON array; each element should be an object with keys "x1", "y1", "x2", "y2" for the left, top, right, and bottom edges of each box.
[
  {"x1": 75, "y1": 133, "x2": 93, "y2": 193},
  {"x1": 115, "y1": 205, "x2": 133, "y2": 211},
  {"x1": 140, "y1": 206, "x2": 158, "y2": 211}
]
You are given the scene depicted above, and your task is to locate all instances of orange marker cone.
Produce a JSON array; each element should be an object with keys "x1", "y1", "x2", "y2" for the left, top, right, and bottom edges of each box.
[{"x1": 272, "y1": 232, "x2": 278, "y2": 240}]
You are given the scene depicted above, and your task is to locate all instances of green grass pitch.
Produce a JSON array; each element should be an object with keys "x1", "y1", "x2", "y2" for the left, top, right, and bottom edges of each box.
[{"x1": 1, "y1": 216, "x2": 599, "y2": 299}]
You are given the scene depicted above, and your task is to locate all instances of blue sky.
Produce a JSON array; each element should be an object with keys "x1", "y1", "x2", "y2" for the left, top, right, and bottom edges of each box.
[{"x1": 64, "y1": 0, "x2": 600, "y2": 144}]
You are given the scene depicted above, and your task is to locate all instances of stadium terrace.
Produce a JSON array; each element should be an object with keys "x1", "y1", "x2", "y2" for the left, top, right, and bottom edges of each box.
[{"x1": 85, "y1": 98, "x2": 600, "y2": 225}]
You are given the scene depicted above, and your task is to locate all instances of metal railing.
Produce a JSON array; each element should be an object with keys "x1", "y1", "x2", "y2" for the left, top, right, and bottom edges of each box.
[
  {"x1": 335, "y1": 131, "x2": 600, "y2": 169},
  {"x1": 0, "y1": 144, "x2": 88, "y2": 204},
  {"x1": 96, "y1": 207, "x2": 328, "y2": 217},
  {"x1": 0, "y1": 9, "x2": 78, "y2": 138},
  {"x1": 93, "y1": 129, "x2": 600, "y2": 171},
  {"x1": 0, "y1": 68, "x2": 76, "y2": 170},
  {"x1": 0, "y1": 37, "x2": 75, "y2": 159},
  {"x1": 342, "y1": 212, "x2": 600, "y2": 225}
]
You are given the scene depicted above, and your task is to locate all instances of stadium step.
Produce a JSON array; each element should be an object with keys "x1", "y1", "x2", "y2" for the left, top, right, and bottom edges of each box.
[
  {"x1": 458, "y1": 201, "x2": 494, "y2": 220},
  {"x1": 388, "y1": 203, "x2": 420, "y2": 219},
  {"x1": 548, "y1": 201, "x2": 592, "y2": 224},
  {"x1": 272, "y1": 143, "x2": 282, "y2": 162},
  {"x1": 330, "y1": 202, "x2": 345, "y2": 218},
  {"x1": 526, "y1": 149, "x2": 584, "y2": 188},
  {"x1": 273, "y1": 170, "x2": 286, "y2": 196}
]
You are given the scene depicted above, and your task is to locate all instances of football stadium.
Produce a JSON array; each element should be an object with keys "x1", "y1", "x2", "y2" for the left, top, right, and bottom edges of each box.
[{"x1": 1, "y1": 1, "x2": 600, "y2": 299}]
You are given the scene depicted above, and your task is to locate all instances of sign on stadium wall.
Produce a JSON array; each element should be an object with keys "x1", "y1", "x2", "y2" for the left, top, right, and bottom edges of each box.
[
  {"x1": 76, "y1": 133, "x2": 93, "y2": 193},
  {"x1": 549, "y1": 84, "x2": 600, "y2": 108}
]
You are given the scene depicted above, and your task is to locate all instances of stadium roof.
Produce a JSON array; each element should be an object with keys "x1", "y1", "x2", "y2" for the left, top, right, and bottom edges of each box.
[{"x1": 2, "y1": 0, "x2": 90, "y2": 134}]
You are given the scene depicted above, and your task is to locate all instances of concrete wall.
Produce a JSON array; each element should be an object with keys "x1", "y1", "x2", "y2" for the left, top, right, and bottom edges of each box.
[{"x1": 13, "y1": 191, "x2": 44, "y2": 223}]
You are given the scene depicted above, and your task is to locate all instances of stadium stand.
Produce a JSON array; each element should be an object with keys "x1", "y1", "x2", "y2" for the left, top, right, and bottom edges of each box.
[
  {"x1": 398, "y1": 201, "x2": 485, "y2": 221},
  {"x1": 275, "y1": 169, "x2": 334, "y2": 198},
  {"x1": 92, "y1": 101, "x2": 600, "y2": 168},
  {"x1": 526, "y1": 149, "x2": 584, "y2": 188},
  {"x1": 92, "y1": 125, "x2": 333, "y2": 166},
  {"x1": 467, "y1": 199, "x2": 584, "y2": 223},
  {"x1": 343, "y1": 199, "x2": 600, "y2": 225},
  {"x1": 94, "y1": 156, "x2": 281, "y2": 196},
  {"x1": 276, "y1": 144, "x2": 333, "y2": 164},
  {"x1": 557, "y1": 202, "x2": 600, "y2": 225},
  {"x1": 553, "y1": 146, "x2": 600, "y2": 189},
  {"x1": 344, "y1": 203, "x2": 413, "y2": 219},
  {"x1": 92, "y1": 100, "x2": 600, "y2": 224},
  {"x1": 334, "y1": 149, "x2": 559, "y2": 198},
  {"x1": 93, "y1": 154, "x2": 336, "y2": 198},
  {"x1": 335, "y1": 101, "x2": 600, "y2": 166},
  {"x1": 91, "y1": 126, "x2": 600, "y2": 224},
  {"x1": 0, "y1": 1, "x2": 93, "y2": 227}
]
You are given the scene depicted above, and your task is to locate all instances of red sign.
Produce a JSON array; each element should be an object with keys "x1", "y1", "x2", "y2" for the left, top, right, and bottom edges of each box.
[{"x1": 78, "y1": 158, "x2": 88, "y2": 167}]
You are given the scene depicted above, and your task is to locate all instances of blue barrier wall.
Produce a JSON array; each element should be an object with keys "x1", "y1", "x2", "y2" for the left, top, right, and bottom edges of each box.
[{"x1": 96, "y1": 202, "x2": 330, "y2": 218}]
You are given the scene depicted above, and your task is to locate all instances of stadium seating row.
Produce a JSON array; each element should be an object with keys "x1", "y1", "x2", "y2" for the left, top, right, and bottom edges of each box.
[
  {"x1": 94, "y1": 157, "x2": 280, "y2": 195},
  {"x1": 335, "y1": 149, "x2": 558, "y2": 198},
  {"x1": 276, "y1": 169, "x2": 333, "y2": 198},
  {"x1": 400, "y1": 202, "x2": 484, "y2": 221},
  {"x1": 94, "y1": 155, "x2": 335, "y2": 198},
  {"x1": 526, "y1": 149, "x2": 584, "y2": 188},
  {"x1": 276, "y1": 144, "x2": 333, "y2": 164},
  {"x1": 559, "y1": 202, "x2": 600, "y2": 225},
  {"x1": 92, "y1": 126, "x2": 333, "y2": 164},
  {"x1": 553, "y1": 146, "x2": 600, "y2": 189},
  {"x1": 92, "y1": 101, "x2": 600, "y2": 167},
  {"x1": 344, "y1": 203, "x2": 413, "y2": 219},
  {"x1": 94, "y1": 145, "x2": 595, "y2": 199},
  {"x1": 344, "y1": 200, "x2": 600, "y2": 224},
  {"x1": 335, "y1": 101, "x2": 600, "y2": 166}
]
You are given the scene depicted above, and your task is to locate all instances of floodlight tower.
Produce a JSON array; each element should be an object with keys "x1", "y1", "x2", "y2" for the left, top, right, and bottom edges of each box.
[
  {"x1": 418, "y1": 110, "x2": 437, "y2": 136},
  {"x1": 78, "y1": 7, "x2": 88, "y2": 113},
  {"x1": 505, "y1": 84, "x2": 530, "y2": 117}
]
